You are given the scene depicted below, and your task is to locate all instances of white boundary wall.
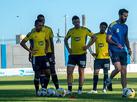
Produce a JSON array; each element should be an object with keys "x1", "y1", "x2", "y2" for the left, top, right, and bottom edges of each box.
[{"x1": 0, "y1": 64, "x2": 137, "y2": 76}]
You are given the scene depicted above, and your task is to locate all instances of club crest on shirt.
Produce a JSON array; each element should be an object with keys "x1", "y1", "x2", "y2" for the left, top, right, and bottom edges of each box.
[
  {"x1": 38, "y1": 41, "x2": 44, "y2": 46},
  {"x1": 98, "y1": 43, "x2": 104, "y2": 47},
  {"x1": 75, "y1": 37, "x2": 81, "y2": 41},
  {"x1": 116, "y1": 29, "x2": 119, "y2": 33}
]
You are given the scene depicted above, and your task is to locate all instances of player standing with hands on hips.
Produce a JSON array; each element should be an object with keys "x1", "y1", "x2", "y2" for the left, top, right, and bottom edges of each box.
[{"x1": 64, "y1": 15, "x2": 96, "y2": 95}]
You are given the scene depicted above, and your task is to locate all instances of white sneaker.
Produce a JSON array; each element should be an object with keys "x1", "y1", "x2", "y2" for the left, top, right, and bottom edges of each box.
[
  {"x1": 102, "y1": 89, "x2": 107, "y2": 93},
  {"x1": 66, "y1": 90, "x2": 72, "y2": 95},
  {"x1": 77, "y1": 90, "x2": 82, "y2": 94},
  {"x1": 87, "y1": 90, "x2": 98, "y2": 94},
  {"x1": 122, "y1": 88, "x2": 128, "y2": 97}
]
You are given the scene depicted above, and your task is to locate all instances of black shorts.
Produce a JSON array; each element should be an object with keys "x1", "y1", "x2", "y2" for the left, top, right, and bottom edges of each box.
[
  {"x1": 94, "y1": 59, "x2": 110, "y2": 70},
  {"x1": 110, "y1": 51, "x2": 127, "y2": 65},
  {"x1": 32, "y1": 56, "x2": 50, "y2": 71},
  {"x1": 46, "y1": 53, "x2": 55, "y2": 65},
  {"x1": 67, "y1": 54, "x2": 86, "y2": 68}
]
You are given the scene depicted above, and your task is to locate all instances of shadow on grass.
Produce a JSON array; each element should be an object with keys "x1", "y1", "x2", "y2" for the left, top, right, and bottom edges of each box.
[
  {"x1": 0, "y1": 77, "x2": 137, "y2": 86},
  {"x1": 0, "y1": 89, "x2": 136, "y2": 102}
]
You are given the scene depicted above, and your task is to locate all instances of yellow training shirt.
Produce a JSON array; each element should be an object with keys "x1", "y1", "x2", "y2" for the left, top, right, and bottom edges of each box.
[
  {"x1": 24, "y1": 30, "x2": 48, "y2": 56},
  {"x1": 31, "y1": 26, "x2": 54, "y2": 53},
  {"x1": 65, "y1": 27, "x2": 93, "y2": 55},
  {"x1": 94, "y1": 33, "x2": 110, "y2": 59}
]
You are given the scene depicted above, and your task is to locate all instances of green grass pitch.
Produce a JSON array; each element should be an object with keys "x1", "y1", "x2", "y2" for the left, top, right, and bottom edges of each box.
[{"x1": 0, "y1": 73, "x2": 137, "y2": 102}]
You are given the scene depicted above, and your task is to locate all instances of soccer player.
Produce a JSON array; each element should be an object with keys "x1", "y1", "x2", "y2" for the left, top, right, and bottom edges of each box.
[
  {"x1": 20, "y1": 19, "x2": 50, "y2": 95},
  {"x1": 64, "y1": 15, "x2": 96, "y2": 94},
  {"x1": 106, "y1": 9, "x2": 132, "y2": 97},
  {"x1": 88, "y1": 22, "x2": 110, "y2": 94},
  {"x1": 30, "y1": 14, "x2": 59, "y2": 90}
]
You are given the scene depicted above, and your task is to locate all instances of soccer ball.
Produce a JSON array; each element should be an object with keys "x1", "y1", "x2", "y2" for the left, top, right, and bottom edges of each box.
[
  {"x1": 46, "y1": 88, "x2": 56, "y2": 97},
  {"x1": 123, "y1": 88, "x2": 135, "y2": 98},
  {"x1": 56, "y1": 88, "x2": 66, "y2": 97},
  {"x1": 37, "y1": 88, "x2": 47, "y2": 96}
]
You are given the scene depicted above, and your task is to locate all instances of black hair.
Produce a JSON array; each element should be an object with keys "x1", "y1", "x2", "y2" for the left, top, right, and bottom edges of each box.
[
  {"x1": 35, "y1": 19, "x2": 43, "y2": 26},
  {"x1": 118, "y1": 9, "x2": 128, "y2": 15},
  {"x1": 37, "y1": 14, "x2": 45, "y2": 19},
  {"x1": 72, "y1": 15, "x2": 79, "y2": 21},
  {"x1": 100, "y1": 22, "x2": 108, "y2": 28}
]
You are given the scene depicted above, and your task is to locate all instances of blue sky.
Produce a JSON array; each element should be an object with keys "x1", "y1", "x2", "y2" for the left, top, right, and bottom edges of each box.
[{"x1": 0, "y1": 0, "x2": 137, "y2": 42}]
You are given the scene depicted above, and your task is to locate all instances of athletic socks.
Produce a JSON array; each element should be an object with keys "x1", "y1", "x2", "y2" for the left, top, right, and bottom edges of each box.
[
  {"x1": 34, "y1": 78, "x2": 39, "y2": 93},
  {"x1": 40, "y1": 75, "x2": 50, "y2": 89},
  {"x1": 44, "y1": 75, "x2": 50, "y2": 89},
  {"x1": 52, "y1": 74, "x2": 59, "y2": 89},
  {"x1": 68, "y1": 85, "x2": 72, "y2": 91},
  {"x1": 78, "y1": 86, "x2": 82, "y2": 91},
  {"x1": 40, "y1": 75, "x2": 45, "y2": 88},
  {"x1": 93, "y1": 74, "x2": 98, "y2": 91},
  {"x1": 103, "y1": 74, "x2": 108, "y2": 89}
]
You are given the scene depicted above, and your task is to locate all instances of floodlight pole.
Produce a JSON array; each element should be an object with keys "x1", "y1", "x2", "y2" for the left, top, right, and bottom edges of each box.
[{"x1": 65, "y1": 15, "x2": 67, "y2": 35}]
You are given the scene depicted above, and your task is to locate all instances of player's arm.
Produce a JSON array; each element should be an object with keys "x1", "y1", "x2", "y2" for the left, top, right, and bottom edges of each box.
[
  {"x1": 20, "y1": 38, "x2": 31, "y2": 53},
  {"x1": 28, "y1": 39, "x2": 33, "y2": 62},
  {"x1": 106, "y1": 25, "x2": 123, "y2": 49},
  {"x1": 86, "y1": 35, "x2": 96, "y2": 49},
  {"x1": 88, "y1": 47, "x2": 97, "y2": 58},
  {"x1": 28, "y1": 28, "x2": 35, "y2": 61},
  {"x1": 125, "y1": 31, "x2": 132, "y2": 55},
  {"x1": 106, "y1": 35, "x2": 123, "y2": 49},
  {"x1": 20, "y1": 33, "x2": 36, "y2": 54},
  {"x1": 83, "y1": 29, "x2": 96, "y2": 50},
  {"x1": 106, "y1": 35, "x2": 118, "y2": 46},
  {"x1": 64, "y1": 31, "x2": 71, "y2": 54},
  {"x1": 50, "y1": 38, "x2": 54, "y2": 53},
  {"x1": 45, "y1": 39, "x2": 49, "y2": 54},
  {"x1": 50, "y1": 29, "x2": 54, "y2": 53}
]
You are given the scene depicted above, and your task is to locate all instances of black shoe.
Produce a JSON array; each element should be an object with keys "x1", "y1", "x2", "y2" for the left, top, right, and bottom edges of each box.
[{"x1": 107, "y1": 83, "x2": 113, "y2": 91}]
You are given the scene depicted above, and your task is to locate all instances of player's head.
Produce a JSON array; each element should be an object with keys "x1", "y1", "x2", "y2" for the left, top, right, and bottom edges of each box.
[
  {"x1": 118, "y1": 8, "x2": 128, "y2": 23},
  {"x1": 100, "y1": 22, "x2": 108, "y2": 33},
  {"x1": 37, "y1": 14, "x2": 45, "y2": 25},
  {"x1": 34, "y1": 19, "x2": 43, "y2": 32},
  {"x1": 72, "y1": 15, "x2": 80, "y2": 28}
]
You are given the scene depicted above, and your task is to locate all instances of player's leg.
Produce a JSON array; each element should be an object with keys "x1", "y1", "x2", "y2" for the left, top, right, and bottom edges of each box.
[
  {"x1": 39, "y1": 69, "x2": 50, "y2": 89},
  {"x1": 88, "y1": 59, "x2": 101, "y2": 94},
  {"x1": 33, "y1": 67, "x2": 40, "y2": 95},
  {"x1": 106, "y1": 62, "x2": 121, "y2": 91},
  {"x1": 103, "y1": 59, "x2": 110, "y2": 92},
  {"x1": 67, "y1": 55, "x2": 76, "y2": 94},
  {"x1": 77, "y1": 54, "x2": 86, "y2": 94},
  {"x1": 67, "y1": 66, "x2": 75, "y2": 93},
  {"x1": 92, "y1": 59, "x2": 100, "y2": 92},
  {"x1": 78, "y1": 67, "x2": 84, "y2": 93},
  {"x1": 120, "y1": 52, "x2": 128, "y2": 96},
  {"x1": 43, "y1": 57, "x2": 51, "y2": 89},
  {"x1": 92, "y1": 69, "x2": 100, "y2": 92},
  {"x1": 110, "y1": 62, "x2": 121, "y2": 79},
  {"x1": 44, "y1": 69, "x2": 51, "y2": 89},
  {"x1": 106, "y1": 53, "x2": 122, "y2": 91},
  {"x1": 32, "y1": 57, "x2": 40, "y2": 95},
  {"x1": 121, "y1": 66, "x2": 128, "y2": 97},
  {"x1": 50, "y1": 65, "x2": 59, "y2": 89},
  {"x1": 121, "y1": 66, "x2": 127, "y2": 88},
  {"x1": 48, "y1": 53, "x2": 59, "y2": 89},
  {"x1": 39, "y1": 56, "x2": 50, "y2": 89}
]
